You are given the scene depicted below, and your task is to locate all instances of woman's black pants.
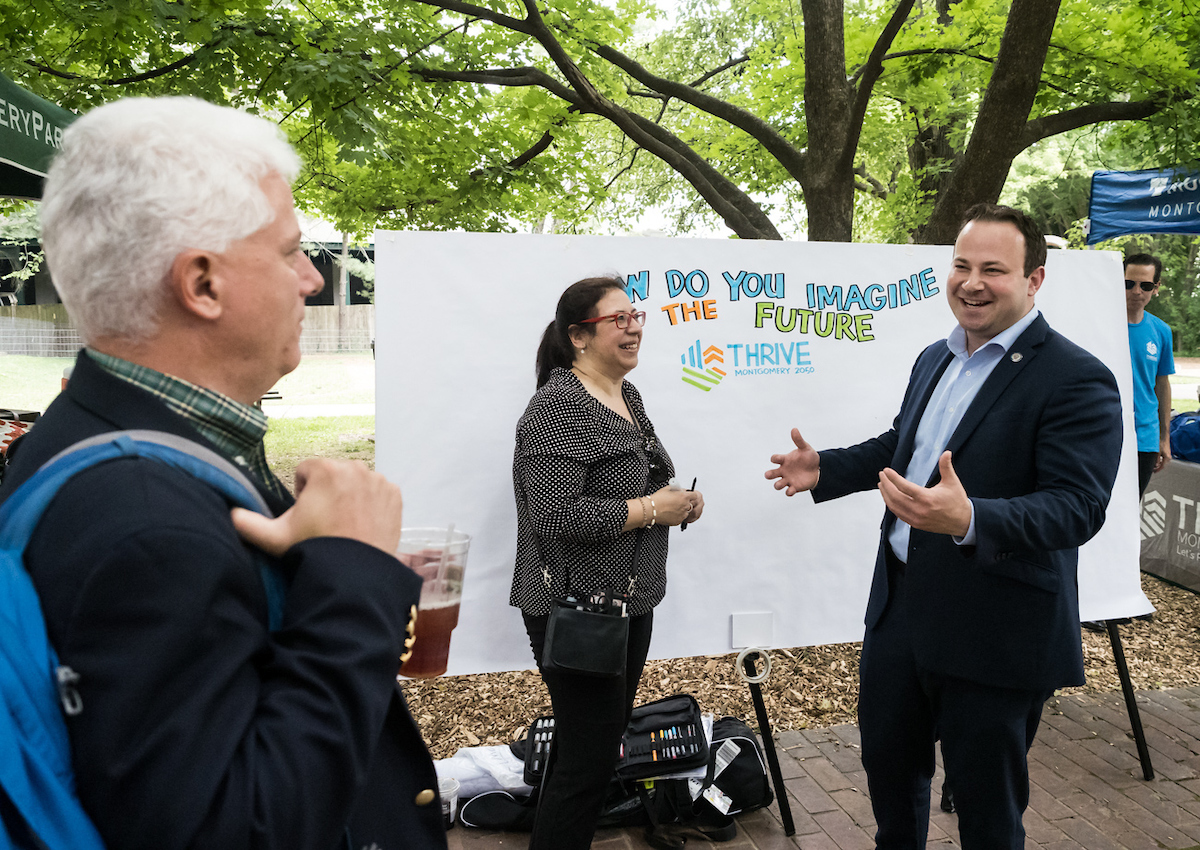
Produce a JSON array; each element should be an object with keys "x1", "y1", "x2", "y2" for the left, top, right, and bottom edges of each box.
[{"x1": 522, "y1": 610, "x2": 653, "y2": 850}]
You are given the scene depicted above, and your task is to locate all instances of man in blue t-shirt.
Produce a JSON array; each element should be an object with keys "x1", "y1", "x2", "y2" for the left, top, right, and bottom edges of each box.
[{"x1": 1126, "y1": 252, "x2": 1174, "y2": 496}]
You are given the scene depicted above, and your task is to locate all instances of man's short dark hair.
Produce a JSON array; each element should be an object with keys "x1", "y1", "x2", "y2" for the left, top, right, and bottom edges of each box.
[
  {"x1": 959, "y1": 203, "x2": 1047, "y2": 277},
  {"x1": 1124, "y1": 252, "x2": 1163, "y2": 284}
]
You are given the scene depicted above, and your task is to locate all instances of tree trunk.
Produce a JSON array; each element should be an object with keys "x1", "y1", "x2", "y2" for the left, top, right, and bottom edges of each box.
[
  {"x1": 908, "y1": 123, "x2": 958, "y2": 208},
  {"x1": 800, "y1": 0, "x2": 856, "y2": 241},
  {"x1": 907, "y1": 0, "x2": 963, "y2": 240},
  {"x1": 919, "y1": 0, "x2": 1062, "y2": 244}
]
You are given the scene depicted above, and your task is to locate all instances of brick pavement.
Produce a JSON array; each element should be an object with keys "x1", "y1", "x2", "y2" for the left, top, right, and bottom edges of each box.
[{"x1": 446, "y1": 687, "x2": 1200, "y2": 849}]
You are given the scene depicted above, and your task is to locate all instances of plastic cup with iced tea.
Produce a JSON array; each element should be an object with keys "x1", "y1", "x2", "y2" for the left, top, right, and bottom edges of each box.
[{"x1": 397, "y1": 527, "x2": 470, "y2": 678}]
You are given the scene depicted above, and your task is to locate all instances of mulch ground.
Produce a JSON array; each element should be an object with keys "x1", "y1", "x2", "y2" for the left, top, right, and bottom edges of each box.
[{"x1": 402, "y1": 572, "x2": 1200, "y2": 760}]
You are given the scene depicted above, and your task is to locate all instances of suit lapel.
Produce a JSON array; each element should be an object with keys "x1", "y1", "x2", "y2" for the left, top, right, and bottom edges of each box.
[
  {"x1": 894, "y1": 345, "x2": 955, "y2": 467},
  {"x1": 942, "y1": 315, "x2": 1048, "y2": 460}
]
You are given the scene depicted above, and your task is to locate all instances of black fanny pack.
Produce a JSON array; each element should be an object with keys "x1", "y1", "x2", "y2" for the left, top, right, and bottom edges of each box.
[{"x1": 540, "y1": 530, "x2": 644, "y2": 679}]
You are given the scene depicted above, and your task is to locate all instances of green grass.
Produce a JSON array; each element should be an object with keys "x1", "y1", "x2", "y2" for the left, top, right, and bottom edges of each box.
[
  {"x1": 0, "y1": 352, "x2": 375, "y2": 413},
  {"x1": 1174, "y1": 375, "x2": 1200, "y2": 412},
  {"x1": 264, "y1": 415, "x2": 376, "y2": 489}
]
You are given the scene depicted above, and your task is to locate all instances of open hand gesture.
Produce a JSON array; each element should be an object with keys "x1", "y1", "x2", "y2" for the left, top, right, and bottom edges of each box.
[
  {"x1": 877, "y1": 450, "x2": 972, "y2": 537},
  {"x1": 765, "y1": 428, "x2": 820, "y2": 496}
]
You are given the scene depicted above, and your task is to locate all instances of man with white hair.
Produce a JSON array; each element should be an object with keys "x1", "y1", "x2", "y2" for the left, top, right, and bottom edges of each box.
[{"x1": 0, "y1": 97, "x2": 447, "y2": 850}]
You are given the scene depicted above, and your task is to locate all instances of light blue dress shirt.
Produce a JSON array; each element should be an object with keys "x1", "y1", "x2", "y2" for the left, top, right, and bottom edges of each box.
[{"x1": 888, "y1": 308, "x2": 1041, "y2": 563}]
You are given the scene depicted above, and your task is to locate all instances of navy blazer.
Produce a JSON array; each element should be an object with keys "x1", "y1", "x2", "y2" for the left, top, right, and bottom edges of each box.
[
  {"x1": 813, "y1": 315, "x2": 1122, "y2": 692},
  {"x1": 1, "y1": 351, "x2": 447, "y2": 850}
]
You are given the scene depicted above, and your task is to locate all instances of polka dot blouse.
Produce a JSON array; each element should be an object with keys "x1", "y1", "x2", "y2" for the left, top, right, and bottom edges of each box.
[{"x1": 510, "y1": 367, "x2": 675, "y2": 617}]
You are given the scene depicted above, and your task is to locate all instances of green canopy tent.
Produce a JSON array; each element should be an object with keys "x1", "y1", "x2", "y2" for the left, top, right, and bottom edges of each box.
[{"x1": 0, "y1": 72, "x2": 75, "y2": 200}]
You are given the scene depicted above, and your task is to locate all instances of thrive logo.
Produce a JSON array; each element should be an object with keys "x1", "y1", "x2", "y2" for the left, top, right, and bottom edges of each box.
[
  {"x1": 1150, "y1": 176, "x2": 1172, "y2": 197},
  {"x1": 1141, "y1": 490, "x2": 1167, "y2": 540},
  {"x1": 680, "y1": 340, "x2": 725, "y2": 391}
]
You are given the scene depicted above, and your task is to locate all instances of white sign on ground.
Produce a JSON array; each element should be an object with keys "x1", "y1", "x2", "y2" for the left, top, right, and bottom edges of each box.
[{"x1": 374, "y1": 233, "x2": 1148, "y2": 675}]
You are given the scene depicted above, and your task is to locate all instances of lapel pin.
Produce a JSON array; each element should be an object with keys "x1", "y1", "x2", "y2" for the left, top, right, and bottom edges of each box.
[{"x1": 1011, "y1": 352, "x2": 1023, "y2": 363}]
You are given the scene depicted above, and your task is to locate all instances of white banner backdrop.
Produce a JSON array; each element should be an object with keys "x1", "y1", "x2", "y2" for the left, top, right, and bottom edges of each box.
[{"x1": 374, "y1": 233, "x2": 1149, "y2": 675}]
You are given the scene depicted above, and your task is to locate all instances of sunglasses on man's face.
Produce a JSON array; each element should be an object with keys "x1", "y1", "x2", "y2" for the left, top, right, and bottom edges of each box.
[{"x1": 1125, "y1": 280, "x2": 1156, "y2": 292}]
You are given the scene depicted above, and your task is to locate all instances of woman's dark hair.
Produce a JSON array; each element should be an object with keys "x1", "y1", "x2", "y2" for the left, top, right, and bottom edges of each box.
[{"x1": 535, "y1": 276, "x2": 625, "y2": 387}]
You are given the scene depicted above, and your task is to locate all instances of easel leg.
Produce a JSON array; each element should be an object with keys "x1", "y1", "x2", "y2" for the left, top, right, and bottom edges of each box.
[
  {"x1": 742, "y1": 655, "x2": 796, "y2": 836},
  {"x1": 1105, "y1": 620, "x2": 1154, "y2": 780}
]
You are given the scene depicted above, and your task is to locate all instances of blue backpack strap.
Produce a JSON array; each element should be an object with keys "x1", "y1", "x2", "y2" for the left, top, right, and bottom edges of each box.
[
  {"x1": 0, "y1": 431, "x2": 287, "y2": 850},
  {"x1": 0, "y1": 522, "x2": 101, "y2": 848},
  {"x1": 40, "y1": 429, "x2": 272, "y2": 514}
]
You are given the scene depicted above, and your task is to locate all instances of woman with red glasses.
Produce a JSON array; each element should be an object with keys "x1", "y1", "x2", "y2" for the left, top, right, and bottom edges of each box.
[{"x1": 510, "y1": 276, "x2": 704, "y2": 850}]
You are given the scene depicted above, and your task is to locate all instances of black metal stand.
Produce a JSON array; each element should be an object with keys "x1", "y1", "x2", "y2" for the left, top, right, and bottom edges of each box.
[
  {"x1": 741, "y1": 654, "x2": 796, "y2": 836},
  {"x1": 1105, "y1": 619, "x2": 1154, "y2": 780}
]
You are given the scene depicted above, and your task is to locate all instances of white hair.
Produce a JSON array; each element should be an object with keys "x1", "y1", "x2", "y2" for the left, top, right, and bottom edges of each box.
[{"x1": 40, "y1": 97, "x2": 300, "y2": 344}]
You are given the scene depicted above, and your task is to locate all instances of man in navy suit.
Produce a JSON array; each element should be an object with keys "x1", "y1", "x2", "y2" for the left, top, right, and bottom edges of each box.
[
  {"x1": 2, "y1": 97, "x2": 447, "y2": 850},
  {"x1": 766, "y1": 204, "x2": 1122, "y2": 848}
]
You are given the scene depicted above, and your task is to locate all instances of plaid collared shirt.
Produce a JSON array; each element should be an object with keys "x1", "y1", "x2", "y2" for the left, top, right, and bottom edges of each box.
[{"x1": 87, "y1": 349, "x2": 290, "y2": 502}]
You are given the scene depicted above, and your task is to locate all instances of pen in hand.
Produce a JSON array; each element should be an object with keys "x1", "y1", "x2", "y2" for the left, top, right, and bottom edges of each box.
[{"x1": 681, "y1": 477, "x2": 697, "y2": 531}]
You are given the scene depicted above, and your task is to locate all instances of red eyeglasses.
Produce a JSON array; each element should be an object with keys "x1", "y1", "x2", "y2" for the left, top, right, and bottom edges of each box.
[{"x1": 577, "y1": 311, "x2": 647, "y2": 329}]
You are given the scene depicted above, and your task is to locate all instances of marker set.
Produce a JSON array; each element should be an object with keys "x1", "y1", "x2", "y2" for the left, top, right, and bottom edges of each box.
[
  {"x1": 623, "y1": 724, "x2": 704, "y2": 765},
  {"x1": 522, "y1": 716, "x2": 555, "y2": 786},
  {"x1": 617, "y1": 694, "x2": 709, "y2": 780},
  {"x1": 522, "y1": 694, "x2": 711, "y2": 786}
]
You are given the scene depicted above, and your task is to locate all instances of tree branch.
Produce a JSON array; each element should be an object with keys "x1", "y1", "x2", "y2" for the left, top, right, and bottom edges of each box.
[
  {"x1": 690, "y1": 54, "x2": 750, "y2": 87},
  {"x1": 471, "y1": 110, "x2": 577, "y2": 177},
  {"x1": 405, "y1": 0, "x2": 533, "y2": 35},
  {"x1": 534, "y1": 3, "x2": 782, "y2": 237},
  {"x1": 846, "y1": 0, "x2": 917, "y2": 170},
  {"x1": 589, "y1": 43, "x2": 807, "y2": 183},
  {"x1": 1018, "y1": 91, "x2": 1190, "y2": 151},
  {"x1": 848, "y1": 47, "x2": 992, "y2": 84},
  {"x1": 854, "y1": 164, "x2": 889, "y2": 199},
  {"x1": 514, "y1": 0, "x2": 605, "y2": 107},
  {"x1": 626, "y1": 55, "x2": 749, "y2": 103},
  {"x1": 26, "y1": 50, "x2": 204, "y2": 85},
  {"x1": 471, "y1": 130, "x2": 553, "y2": 177},
  {"x1": 619, "y1": 109, "x2": 782, "y2": 239},
  {"x1": 412, "y1": 66, "x2": 581, "y2": 105},
  {"x1": 290, "y1": 18, "x2": 486, "y2": 143},
  {"x1": 415, "y1": 60, "x2": 778, "y2": 236},
  {"x1": 410, "y1": 0, "x2": 782, "y2": 238}
]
